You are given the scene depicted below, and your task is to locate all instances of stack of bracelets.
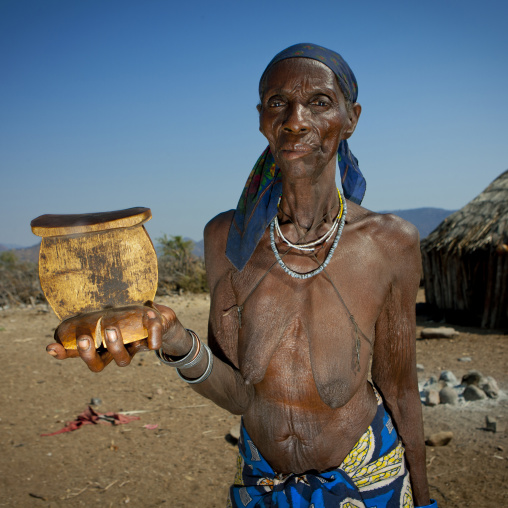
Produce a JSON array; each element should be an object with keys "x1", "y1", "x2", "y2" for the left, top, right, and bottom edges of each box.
[{"x1": 155, "y1": 329, "x2": 213, "y2": 384}]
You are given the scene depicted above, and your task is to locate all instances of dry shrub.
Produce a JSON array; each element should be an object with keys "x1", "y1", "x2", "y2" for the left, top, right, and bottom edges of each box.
[
  {"x1": 156, "y1": 235, "x2": 208, "y2": 294},
  {"x1": 0, "y1": 251, "x2": 44, "y2": 307}
]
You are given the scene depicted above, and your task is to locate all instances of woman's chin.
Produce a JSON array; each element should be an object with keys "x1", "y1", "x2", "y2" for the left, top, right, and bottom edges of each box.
[{"x1": 276, "y1": 158, "x2": 330, "y2": 181}]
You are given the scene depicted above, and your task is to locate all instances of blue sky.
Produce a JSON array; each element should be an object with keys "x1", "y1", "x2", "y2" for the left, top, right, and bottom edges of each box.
[{"x1": 1, "y1": 0, "x2": 507, "y2": 246}]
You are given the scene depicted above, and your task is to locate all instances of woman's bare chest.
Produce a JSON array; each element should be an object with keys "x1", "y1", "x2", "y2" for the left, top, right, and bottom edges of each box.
[{"x1": 229, "y1": 253, "x2": 387, "y2": 385}]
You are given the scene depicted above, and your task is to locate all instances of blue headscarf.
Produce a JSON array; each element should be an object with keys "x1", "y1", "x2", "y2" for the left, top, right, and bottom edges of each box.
[{"x1": 226, "y1": 43, "x2": 366, "y2": 271}]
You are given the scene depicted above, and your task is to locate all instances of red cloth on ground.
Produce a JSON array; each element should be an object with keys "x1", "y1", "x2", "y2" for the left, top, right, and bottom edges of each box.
[{"x1": 41, "y1": 406, "x2": 140, "y2": 436}]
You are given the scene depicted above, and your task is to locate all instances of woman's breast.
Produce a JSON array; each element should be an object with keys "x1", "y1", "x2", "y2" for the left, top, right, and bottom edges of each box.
[
  {"x1": 246, "y1": 321, "x2": 323, "y2": 406},
  {"x1": 236, "y1": 285, "x2": 373, "y2": 398}
]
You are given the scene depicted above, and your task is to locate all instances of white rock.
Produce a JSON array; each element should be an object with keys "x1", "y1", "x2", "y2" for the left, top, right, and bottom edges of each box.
[
  {"x1": 229, "y1": 423, "x2": 241, "y2": 441},
  {"x1": 420, "y1": 327, "x2": 459, "y2": 339}
]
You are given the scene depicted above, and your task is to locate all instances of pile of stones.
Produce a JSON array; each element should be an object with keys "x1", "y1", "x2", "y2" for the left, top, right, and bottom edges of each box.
[{"x1": 420, "y1": 369, "x2": 501, "y2": 406}]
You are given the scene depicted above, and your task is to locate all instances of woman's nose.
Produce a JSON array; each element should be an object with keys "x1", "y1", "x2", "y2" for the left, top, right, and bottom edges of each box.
[{"x1": 282, "y1": 103, "x2": 309, "y2": 133}]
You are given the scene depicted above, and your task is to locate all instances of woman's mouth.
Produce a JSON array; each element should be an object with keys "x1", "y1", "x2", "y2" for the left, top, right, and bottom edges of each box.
[{"x1": 280, "y1": 145, "x2": 313, "y2": 160}]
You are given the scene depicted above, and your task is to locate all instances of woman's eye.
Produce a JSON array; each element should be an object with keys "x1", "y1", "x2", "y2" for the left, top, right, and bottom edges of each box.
[{"x1": 312, "y1": 99, "x2": 329, "y2": 107}]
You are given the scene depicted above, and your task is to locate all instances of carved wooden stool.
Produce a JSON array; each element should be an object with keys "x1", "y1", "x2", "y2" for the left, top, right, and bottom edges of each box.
[{"x1": 31, "y1": 207, "x2": 158, "y2": 349}]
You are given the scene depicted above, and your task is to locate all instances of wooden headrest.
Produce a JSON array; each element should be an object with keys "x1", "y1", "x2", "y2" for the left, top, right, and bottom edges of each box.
[{"x1": 31, "y1": 207, "x2": 151, "y2": 238}]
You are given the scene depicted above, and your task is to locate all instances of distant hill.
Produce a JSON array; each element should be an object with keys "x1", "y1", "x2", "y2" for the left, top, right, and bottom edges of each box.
[
  {"x1": 0, "y1": 243, "x2": 25, "y2": 251},
  {"x1": 193, "y1": 239, "x2": 204, "y2": 258},
  {"x1": 379, "y1": 207, "x2": 455, "y2": 239}
]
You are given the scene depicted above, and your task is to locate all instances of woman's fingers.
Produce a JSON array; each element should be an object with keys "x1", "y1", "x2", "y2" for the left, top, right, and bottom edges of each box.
[
  {"x1": 46, "y1": 343, "x2": 79, "y2": 360},
  {"x1": 143, "y1": 307, "x2": 166, "y2": 350},
  {"x1": 150, "y1": 303, "x2": 177, "y2": 327},
  {"x1": 104, "y1": 327, "x2": 132, "y2": 367},
  {"x1": 144, "y1": 303, "x2": 192, "y2": 356},
  {"x1": 77, "y1": 335, "x2": 109, "y2": 372}
]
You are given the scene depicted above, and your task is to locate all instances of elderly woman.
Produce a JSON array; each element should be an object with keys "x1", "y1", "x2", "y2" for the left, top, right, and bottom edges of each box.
[{"x1": 47, "y1": 44, "x2": 435, "y2": 508}]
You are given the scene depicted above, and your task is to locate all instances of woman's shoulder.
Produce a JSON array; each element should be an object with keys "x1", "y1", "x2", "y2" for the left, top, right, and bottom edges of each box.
[
  {"x1": 346, "y1": 201, "x2": 420, "y2": 255},
  {"x1": 204, "y1": 210, "x2": 235, "y2": 237},
  {"x1": 203, "y1": 210, "x2": 235, "y2": 274}
]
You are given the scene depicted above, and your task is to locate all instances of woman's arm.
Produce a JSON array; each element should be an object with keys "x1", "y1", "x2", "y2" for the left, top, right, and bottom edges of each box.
[
  {"x1": 182, "y1": 210, "x2": 254, "y2": 414},
  {"x1": 371, "y1": 217, "x2": 430, "y2": 507}
]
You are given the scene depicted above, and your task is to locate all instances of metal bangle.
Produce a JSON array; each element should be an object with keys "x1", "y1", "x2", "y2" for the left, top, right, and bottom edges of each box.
[
  {"x1": 178, "y1": 331, "x2": 205, "y2": 370},
  {"x1": 177, "y1": 342, "x2": 214, "y2": 384},
  {"x1": 155, "y1": 329, "x2": 198, "y2": 368}
]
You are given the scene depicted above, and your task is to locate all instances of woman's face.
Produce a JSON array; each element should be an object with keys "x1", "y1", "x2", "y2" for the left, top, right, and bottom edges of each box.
[{"x1": 258, "y1": 58, "x2": 359, "y2": 182}]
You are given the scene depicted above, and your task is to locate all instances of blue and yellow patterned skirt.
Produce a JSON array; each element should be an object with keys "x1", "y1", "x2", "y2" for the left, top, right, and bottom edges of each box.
[{"x1": 228, "y1": 390, "x2": 414, "y2": 507}]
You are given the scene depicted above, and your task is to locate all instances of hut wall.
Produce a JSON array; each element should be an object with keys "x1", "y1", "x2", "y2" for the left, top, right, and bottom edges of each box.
[
  {"x1": 422, "y1": 251, "x2": 469, "y2": 310},
  {"x1": 482, "y1": 251, "x2": 508, "y2": 328},
  {"x1": 422, "y1": 248, "x2": 508, "y2": 328}
]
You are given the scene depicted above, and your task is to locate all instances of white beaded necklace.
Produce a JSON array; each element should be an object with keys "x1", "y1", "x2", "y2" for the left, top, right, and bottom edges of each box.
[
  {"x1": 270, "y1": 191, "x2": 347, "y2": 279},
  {"x1": 275, "y1": 188, "x2": 344, "y2": 252},
  {"x1": 274, "y1": 214, "x2": 340, "y2": 252}
]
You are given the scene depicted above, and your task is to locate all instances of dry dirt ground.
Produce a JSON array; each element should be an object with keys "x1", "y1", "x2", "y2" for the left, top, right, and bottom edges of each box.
[{"x1": 0, "y1": 290, "x2": 506, "y2": 508}]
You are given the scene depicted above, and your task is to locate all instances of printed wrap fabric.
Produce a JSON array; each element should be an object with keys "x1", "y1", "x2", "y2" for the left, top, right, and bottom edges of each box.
[{"x1": 228, "y1": 389, "x2": 415, "y2": 507}]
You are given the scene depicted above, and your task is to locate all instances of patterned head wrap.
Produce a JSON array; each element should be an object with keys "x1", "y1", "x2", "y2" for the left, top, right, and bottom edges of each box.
[{"x1": 226, "y1": 43, "x2": 366, "y2": 271}]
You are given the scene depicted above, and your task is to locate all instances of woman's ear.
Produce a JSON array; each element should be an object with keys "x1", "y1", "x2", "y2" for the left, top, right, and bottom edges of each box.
[
  {"x1": 257, "y1": 103, "x2": 264, "y2": 135},
  {"x1": 343, "y1": 102, "x2": 362, "y2": 140}
]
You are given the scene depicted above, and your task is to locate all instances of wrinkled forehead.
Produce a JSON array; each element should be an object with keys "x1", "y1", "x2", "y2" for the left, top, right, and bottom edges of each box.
[{"x1": 259, "y1": 58, "x2": 340, "y2": 98}]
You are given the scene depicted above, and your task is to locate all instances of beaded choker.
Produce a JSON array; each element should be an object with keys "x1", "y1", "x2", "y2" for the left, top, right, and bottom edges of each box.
[{"x1": 270, "y1": 190, "x2": 347, "y2": 279}]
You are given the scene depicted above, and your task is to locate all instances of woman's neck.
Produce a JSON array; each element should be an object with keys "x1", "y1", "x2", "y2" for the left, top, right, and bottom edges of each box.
[{"x1": 278, "y1": 174, "x2": 340, "y2": 241}]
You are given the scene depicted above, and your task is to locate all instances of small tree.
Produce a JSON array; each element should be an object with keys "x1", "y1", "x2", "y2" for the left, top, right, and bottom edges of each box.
[
  {"x1": 157, "y1": 235, "x2": 207, "y2": 294},
  {"x1": 158, "y1": 235, "x2": 194, "y2": 273}
]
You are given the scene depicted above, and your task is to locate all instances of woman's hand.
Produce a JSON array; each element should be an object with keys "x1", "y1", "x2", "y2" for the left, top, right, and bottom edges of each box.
[{"x1": 46, "y1": 303, "x2": 192, "y2": 372}]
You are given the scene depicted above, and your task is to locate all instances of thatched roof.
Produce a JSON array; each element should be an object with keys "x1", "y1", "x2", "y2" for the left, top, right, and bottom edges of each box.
[{"x1": 421, "y1": 169, "x2": 508, "y2": 255}]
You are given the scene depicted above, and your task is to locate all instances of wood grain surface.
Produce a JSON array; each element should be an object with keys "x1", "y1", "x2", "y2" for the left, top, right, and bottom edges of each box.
[{"x1": 38, "y1": 226, "x2": 158, "y2": 321}]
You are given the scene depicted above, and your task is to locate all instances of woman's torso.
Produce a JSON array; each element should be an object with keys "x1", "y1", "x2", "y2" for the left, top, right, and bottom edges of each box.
[{"x1": 216, "y1": 222, "x2": 392, "y2": 473}]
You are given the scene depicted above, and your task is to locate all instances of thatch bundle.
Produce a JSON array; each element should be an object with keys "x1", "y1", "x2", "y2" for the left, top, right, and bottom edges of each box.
[{"x1": 421, "y1": 169, "x2": 508, "y2": 328}]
